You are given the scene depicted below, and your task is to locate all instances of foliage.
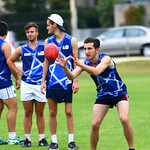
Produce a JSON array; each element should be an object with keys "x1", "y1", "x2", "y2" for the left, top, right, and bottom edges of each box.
[
  {"x1": 2, "y1": 0, "x2": 49, "y2": 13},
  {"x1": 122, "y1": 5, "x2": 146, "y2": 25},
  {"x1": 0, "y1": 10, "x2": 71, "y2": 41},
  {"x1": 50, "y1": 0, "x2": 69, "y2": 10},
  {"x1": 2, "y1": 0, "x2": 70, "y2": 12},
  {"x1": 77, "y1": 7, "x2": 100, "y2": 28},
  {"x1": 1, "y1": 0, "x2": 71, "y2": 40},
  {"x1": 96, "y1": 0, "x2": 115, "y2": 27}
]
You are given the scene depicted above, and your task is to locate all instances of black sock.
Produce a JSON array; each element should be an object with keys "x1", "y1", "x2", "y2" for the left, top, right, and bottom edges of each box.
[{"x1": 129, "y1": 149, "x2": 135, "y2": 150}]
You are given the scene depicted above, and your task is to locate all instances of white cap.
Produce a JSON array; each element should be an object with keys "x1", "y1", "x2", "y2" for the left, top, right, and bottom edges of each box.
[{"x1": 48, "y1": 14, "x2": 65, "y2": 31}]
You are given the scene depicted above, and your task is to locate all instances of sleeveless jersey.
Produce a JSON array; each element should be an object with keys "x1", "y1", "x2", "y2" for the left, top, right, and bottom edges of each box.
[
  {"x1": 46, "y1": 33, "x2": 73, "y2": 90},
  {"x1": 0, "y1": 38, "x2": 12, "y2": 89},
  {"x1": 84, "y1": 53, "x2": 127, "y2": 99},
  {"x1": 21, "y1": 41, "x2": 45, "y2": 85}
]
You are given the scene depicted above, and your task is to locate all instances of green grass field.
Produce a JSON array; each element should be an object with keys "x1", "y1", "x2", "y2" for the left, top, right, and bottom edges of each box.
[{"x1": 0, "y1": 60, "x2": 150, "y2": 150}]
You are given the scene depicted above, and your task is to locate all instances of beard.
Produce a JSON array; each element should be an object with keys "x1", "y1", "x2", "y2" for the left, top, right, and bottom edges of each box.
[{"x1": 29, "y1": 38, "x2": 36, "y2": 42}]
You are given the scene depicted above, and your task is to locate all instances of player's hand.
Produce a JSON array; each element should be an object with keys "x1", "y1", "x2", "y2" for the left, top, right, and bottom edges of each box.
[
  {"x1": 71, "y1": 52, "x2": 82, "y2": 67},
  {"x1": 56, "y1": 53, "x2": 70, "y2": 68},
  {"x1": 72, "y1": 81, "x2": 79, "y2": 94},
  {"x1": 41, "y1": 82, "x2": 46, "y2": 94},
  {"x1": 15, "y1": 79, "x2": 20, "y2": 90}
]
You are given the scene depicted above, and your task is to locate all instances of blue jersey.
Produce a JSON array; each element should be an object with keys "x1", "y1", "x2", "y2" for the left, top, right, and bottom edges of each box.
[
  {"x1": 84, "y1": 53, "x2": 127, "y2": 99},
  {"x1": 21, "y1": 41, "x2": 45, "y2": 85},
  {"x1": 46, "y1": 33, "x2": 73, "y2": 90},
  {"x1": 0, "y1": 38, "x2": 12, "y2": 89}
]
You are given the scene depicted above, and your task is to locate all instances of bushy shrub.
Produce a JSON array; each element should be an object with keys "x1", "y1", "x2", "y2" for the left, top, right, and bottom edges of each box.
[
  {"x1": 0, "y1": 10, "x2": 71, "y2": 40},
  {"x1": 122, "y1": 5, "x2": 145, "y2": 25},
  {"x1": 77, "y1": 7, "x2": 100, "y2": 28}
]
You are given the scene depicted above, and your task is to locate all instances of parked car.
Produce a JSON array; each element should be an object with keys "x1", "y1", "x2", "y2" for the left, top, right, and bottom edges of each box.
[{"x1": 78, "y1": 25, "x2": 150, "y2": 58}]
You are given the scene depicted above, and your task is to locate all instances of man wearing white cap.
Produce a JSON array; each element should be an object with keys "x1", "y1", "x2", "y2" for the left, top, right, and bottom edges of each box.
[{"x1": 41, "y1": 14, "x2": 79, "y2": 150}]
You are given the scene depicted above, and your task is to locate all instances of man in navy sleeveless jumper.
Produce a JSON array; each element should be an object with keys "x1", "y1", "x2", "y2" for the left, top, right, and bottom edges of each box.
[
  {"x1": 41, "y1": 14, "x2": 79, "y2": 150},
  {"x1": 7, "y1": 22, "x2": 49, "y2": 147},
  {"x1": 0, "y1": 21, "x2": 23, "y2": 145},
  {"x1": 56, "y1": 37, "x2": 135, "y2": 150}
]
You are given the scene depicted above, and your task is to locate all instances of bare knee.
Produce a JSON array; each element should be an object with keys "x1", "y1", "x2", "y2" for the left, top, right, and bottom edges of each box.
[
  {"x1": 91, "y1": 121, "x2": 100, "y2": 131},
  {"x1": 50, "y1": 109, "x2": 57, "y2": 118},
  {"x1": 9, "y1": 105, "x2": 18, "y2": 113},
  {"x1": 65, "y1": 109, "x2": 73, "y2": 118},
  {"x1": 14, "y1": 105, "x2": 18, "y2": 112},
  {"x1": 35, "y1": 110, "x2": 44, "y2": 117},
  {"x1": 25, "y1": 110, "x2": 33, "y2": 118},
  {"x1": 120, "y1": 115, "x2": 130, "y2": 126}
]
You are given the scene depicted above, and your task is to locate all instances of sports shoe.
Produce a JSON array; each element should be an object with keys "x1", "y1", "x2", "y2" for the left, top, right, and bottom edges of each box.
[
  {"x1": 0, "y1": 138, "x2": 8, "y2": 145},
  {"x1": 15, "y1": 136, "x2": 24, "y2": 144},
  {"x1": 21, "y1": 139, "x2": 31, "y2": 148},
  {"x1": 8, "y1": 138, "x2": 20, "y2": 145},
  {"x1": 48, "y1": 142, "x2": 59, "y2": 150},
  {"x1": 68, "y1": 142, "x2": 79, "y2": 149},
  {"x1": 38, "y1": 138, "x2": 50, "y2": 146}
]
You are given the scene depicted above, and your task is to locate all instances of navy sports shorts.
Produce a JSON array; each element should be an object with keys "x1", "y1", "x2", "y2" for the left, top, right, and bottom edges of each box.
[
  {"x1": 95, "y1": 94, "x2": 129, "y2": 108},
  {"x1": 46, "y1": 89, "x2": 73, "y2": 103}
]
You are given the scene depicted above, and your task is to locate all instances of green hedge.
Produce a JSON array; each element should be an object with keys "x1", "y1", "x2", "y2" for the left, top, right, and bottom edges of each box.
[
  {"x1": 77, "y1": 7, "x2": 100, "y2": 28},
  {"x1": 0, "y1": 10, "x2": 71, "y2": 40}
]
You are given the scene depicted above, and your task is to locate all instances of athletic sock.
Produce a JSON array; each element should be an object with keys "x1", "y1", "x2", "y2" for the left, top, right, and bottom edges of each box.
[
  {"x1": 129, "y1": 149, "x2": 135, "y2": 150},
  {"x1": 25, "y1": 134, "x2": 31, "y2": 141},
  {"x1": 68, "y1": 134, "x2": 74, "y2": 143},
  {"x1": 51, "y1": 135, "x2": 58, "y2": 143},
  {"x1": 39, "y1": 134, "x2": 44, "y2": 141},
  {"x1": 9, "y1": 132, "x2": 16, "y2": 139}
]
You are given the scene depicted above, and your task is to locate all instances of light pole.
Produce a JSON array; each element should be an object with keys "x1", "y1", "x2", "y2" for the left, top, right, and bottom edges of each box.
[{"x1": 70, "y1": 0, "x2": 77, "y2": 30}]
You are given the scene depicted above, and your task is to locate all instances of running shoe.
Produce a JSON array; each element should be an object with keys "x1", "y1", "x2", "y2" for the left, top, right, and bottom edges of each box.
[
  {"x1": 0, "y1": 138, "x2": 8, "y2": 145},
  {"x1": 8, "y1": 138, "x2": 20, "y2": 145},
  {"x1": 21, "y1": 139, "x2": 31, "y2": 148},
  {"x1": 68, "y1": 142, "x2": 79, "y2": 149},
  {"x1": 38, "y1": 138, "x2": 50, "y2": 146},
  {"x1": 48, "y1": 142, "x2": 59, "y2": 150},
  {"x1": 15, "y1": 136, "x2": 24, "y2": 143}
]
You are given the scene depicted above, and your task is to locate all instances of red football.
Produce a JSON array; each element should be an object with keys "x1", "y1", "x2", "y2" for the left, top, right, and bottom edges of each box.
[{"x1": 44, "y1": 43, "x2": 59, "y2": 61}]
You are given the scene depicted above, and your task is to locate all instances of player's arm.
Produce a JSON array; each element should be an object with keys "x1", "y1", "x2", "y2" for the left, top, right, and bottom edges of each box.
[
  {"x1": 71, "y1": 37, "x2": 79, "y2": 93},
  {"x1": 7, "y1": 46, "x2": 22, "y2": 76},
  {"x1": 41, "y1": 39, "x2": 49, "y2": 94},
  {"x1": 76, "y1": 56, "x2": 114, "y2": 76},
  {"x1": 56, "y1": 53, "x2": 83, "y2": 80},
  {"x1": 3, "y1": 43, "x2": 20, "y2": 89}
]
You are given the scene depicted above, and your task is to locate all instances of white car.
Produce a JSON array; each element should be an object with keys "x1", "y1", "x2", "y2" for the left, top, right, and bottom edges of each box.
[{"x1": 78, "y1": 25, "x2": 150, "y2": 58}]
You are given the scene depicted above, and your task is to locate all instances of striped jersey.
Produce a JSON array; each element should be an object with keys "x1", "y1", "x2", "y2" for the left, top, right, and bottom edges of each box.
[
  {"x1": 84, "y1": 53, "x2": 127, "y2": 99},
  {"x1": 0, "y1": 38, "x2": 12, "y2": 89},
  {"x1": 46, "y1": 33, "x2": 73, "y2": 90},
  {"x1": 21, "y1": 41, "x2": 45, "y2": 85}
]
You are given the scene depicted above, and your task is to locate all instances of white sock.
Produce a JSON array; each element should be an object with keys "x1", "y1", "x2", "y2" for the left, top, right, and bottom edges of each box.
[
  {"x1": 51, "y1": 135, "x2": 58, "y2": 143},
  {"x1": 68, "y1": 134, "x2": 74, "y2": 143},
  {"x1": 9, "y1": 132, "x2": 16, "y2": 139},
  {"x1": 25, "y1": 134, "x2": 31, "y2": 141},
  {"x1": 39, "y1": 134, "x2": 44, "y2": 141}
]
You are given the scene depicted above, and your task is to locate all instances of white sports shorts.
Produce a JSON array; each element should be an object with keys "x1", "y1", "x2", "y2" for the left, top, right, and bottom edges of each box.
[
  {"x1": 0, "y1": 85, "x2": 16, "y2": 100},
  {"x1": 21, "y1": 81, "x2": 47, "y2": 102}
]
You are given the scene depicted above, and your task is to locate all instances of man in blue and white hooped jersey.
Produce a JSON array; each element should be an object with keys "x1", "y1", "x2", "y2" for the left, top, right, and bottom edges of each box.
[{"x1": 7, "y1": 22, "x2": 49, "y2": 148}]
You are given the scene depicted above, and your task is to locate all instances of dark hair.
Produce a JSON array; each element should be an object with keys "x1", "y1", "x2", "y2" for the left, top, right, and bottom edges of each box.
[
  {"x1": 24, "y1": 22, "x2": 38, "y2": 32},
  {"x1": 0, "y1": 21, "x2": 9, "y2": 36},
  {"x1": 84, "y1": 37, "x2": 100, "y2": 49},
  {"x1": 47, "y1": 16, "x2": 55, "y2": 25}
]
